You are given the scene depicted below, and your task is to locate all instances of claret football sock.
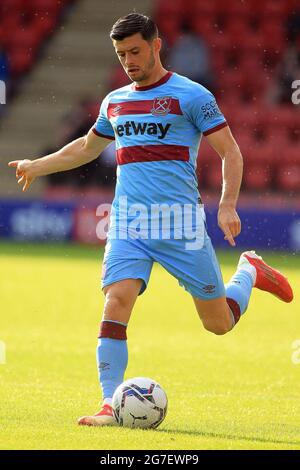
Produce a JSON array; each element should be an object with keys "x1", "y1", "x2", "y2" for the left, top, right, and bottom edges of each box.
[{"x1": 97, "y1": 320, "x2": 128, "y2": 401}]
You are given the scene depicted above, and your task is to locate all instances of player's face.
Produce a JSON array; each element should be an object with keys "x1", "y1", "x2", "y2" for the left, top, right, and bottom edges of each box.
[{"x1": 113, "y1": 33, "x2": 160, "y2": 83}]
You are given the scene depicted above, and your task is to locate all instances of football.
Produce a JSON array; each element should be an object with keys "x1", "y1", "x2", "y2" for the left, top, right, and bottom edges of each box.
[{"x1": 112, "y1": 377, "x2": 168, "y2": 429}]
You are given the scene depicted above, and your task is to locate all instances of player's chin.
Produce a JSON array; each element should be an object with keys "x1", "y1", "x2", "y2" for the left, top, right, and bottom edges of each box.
[{"x1": 127, "y1": 69, "x2": 142, "y2": 80}]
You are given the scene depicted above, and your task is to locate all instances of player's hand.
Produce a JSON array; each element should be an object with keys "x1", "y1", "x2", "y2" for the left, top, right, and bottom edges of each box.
[
  {"x1": 217, "y1": 204, "x2": 241, "y2": 247},
  {"x1": 8, "y1": 159, "x2": 36, "y2": 192}
]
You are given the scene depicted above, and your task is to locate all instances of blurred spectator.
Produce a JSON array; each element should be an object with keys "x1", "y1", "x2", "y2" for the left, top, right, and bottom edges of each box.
[
  {"x1": 55, "y1": 97, "x2": 94, "y2": 146},
  {"x1": 166, "y1": 24, "x2": 214, "y2": 90},
  {"x1": 45, "y1": 97, "x2": 116, "y2": 187},
  {"x1": 266, "y1": 44, "x2": 300, "y2": 104}
]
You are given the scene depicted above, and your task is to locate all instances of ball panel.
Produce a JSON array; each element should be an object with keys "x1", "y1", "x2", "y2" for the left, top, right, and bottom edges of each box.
[{"x1": 112, "y1": 377, "x2": 168, "y2": 429}]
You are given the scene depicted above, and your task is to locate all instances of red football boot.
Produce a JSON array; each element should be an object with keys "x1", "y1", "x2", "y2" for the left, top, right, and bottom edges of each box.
[
  {"x1": 239, "y1": 251, "x2": 293, "y2": 303},
  {"x1": 78, "y1": 403, "x2": 117, "y2": 426}
]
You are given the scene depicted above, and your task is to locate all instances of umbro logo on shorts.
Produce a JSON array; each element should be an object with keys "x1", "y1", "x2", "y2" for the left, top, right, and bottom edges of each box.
[{"x1": 202, "y1": 284, "x2": 216, "y2": 294}]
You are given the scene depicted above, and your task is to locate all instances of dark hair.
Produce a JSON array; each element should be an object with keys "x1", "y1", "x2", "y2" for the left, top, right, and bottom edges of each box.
[{"x1": 110, "y1": 13, "x2": 158, "y2": 42}]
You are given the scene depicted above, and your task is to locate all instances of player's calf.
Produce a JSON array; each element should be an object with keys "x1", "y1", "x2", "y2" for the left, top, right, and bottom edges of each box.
[{"x1": 193, "y1": 296, "x2": 234, "y2": 335}]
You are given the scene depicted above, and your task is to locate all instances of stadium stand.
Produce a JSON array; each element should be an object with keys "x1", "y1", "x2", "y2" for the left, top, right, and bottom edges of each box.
[
  {"x1": 0, "y1": 0, "x2": 152, "y2": 198},
  {"x1": 0, "y1": 0, "x2": 299, "y2": 197}
]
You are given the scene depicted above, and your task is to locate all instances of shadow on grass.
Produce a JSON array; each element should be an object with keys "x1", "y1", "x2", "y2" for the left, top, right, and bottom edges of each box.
[{"x1": 157, "y1": 427, "x2": 300, "y2": 447}]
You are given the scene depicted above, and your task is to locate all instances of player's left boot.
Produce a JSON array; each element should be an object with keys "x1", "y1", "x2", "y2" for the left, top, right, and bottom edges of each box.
[
  {"x1": 239, "y1": 250, "x2": 293, "y2": 303},
  {"x1": 78, "y1": 403, "x2": 117, "y2": 426}
]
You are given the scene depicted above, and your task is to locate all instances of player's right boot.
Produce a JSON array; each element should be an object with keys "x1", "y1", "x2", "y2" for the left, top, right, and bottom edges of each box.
[
  {"x1": 239, "y1": 250, "x2": 293, "y2": 303},
  {"x1": 78, "y1": 403, "x2": 117, "y2": 427}
]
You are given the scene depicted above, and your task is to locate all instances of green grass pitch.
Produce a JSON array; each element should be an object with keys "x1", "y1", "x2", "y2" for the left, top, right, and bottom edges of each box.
[{"x1": 0, "y1": 241, "x2": 299, "y2": 450}]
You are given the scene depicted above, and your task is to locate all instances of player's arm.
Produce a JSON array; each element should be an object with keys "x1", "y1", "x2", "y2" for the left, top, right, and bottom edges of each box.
[
  {"x1": 8, "y1": 128, "x2": 110, "y2": 191},
  {"x1": 206, "y1": 125, "x2": 243, "y2": 247}
]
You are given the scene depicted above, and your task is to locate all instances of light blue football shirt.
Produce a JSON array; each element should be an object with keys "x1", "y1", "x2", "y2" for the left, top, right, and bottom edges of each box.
[{"x1": 93, "y1": 72, "x2": 227, "y2": 235}]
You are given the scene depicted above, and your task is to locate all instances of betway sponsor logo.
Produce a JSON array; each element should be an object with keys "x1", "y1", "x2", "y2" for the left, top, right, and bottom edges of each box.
[{"x1": 114, "y1": 121, "x2": 171, "y2": 139}]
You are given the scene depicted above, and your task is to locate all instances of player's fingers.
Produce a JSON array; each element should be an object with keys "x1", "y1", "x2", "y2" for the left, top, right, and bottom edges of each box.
[
  {"x1": 228, "y1": 217, "x2": 241, "y2": 237},
  {"x1": 231, "y1": 220, "x2": 240, "y2": 237},
  {"x1": 236, "y1": 219, "x2": 241, "y2": 236},
  {"x1": 235, "y1": 215, "x2": 241, "y2": 234},
  {"x1": 23, "y1": 178, "x2": 33, "y2": 192},
  {"x1": 223, "y1": 226, "x2": 235, "y2": 246},
  {"x1": 8, "y1": 161, "x2": 19, "y2": 167},
  {"x1": 18, "y1": 176, "x2": 25, "y2": 185}
]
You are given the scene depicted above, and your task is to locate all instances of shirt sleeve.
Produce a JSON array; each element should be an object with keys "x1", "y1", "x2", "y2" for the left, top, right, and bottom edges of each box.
[
  {"x1": 188, "y1": 88, "x2": 227, "y2": 136},
  {"x1": 92, "y1": 96, "x2": 115, "y2": 140}
]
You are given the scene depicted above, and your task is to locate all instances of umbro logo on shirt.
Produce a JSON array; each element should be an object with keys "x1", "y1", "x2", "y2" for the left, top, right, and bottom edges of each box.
[
  {"x1": 115, "y1": 121, "x2": 171, "y2": 139},
  {"x1": 112, "y1": 105, "x2": 122, "y2": 114}
]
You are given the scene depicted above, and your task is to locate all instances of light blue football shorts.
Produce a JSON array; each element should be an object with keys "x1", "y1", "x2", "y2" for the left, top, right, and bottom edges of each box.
[{"x1": 101, "y1": 230, "x2": 226, "y2": 300}]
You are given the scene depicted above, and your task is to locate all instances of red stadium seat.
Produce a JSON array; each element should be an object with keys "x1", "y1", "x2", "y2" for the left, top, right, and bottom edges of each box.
[
  {"x1": 226, "y1": 20, "x2": 253, "y2": 42},
  {"x1": 86, "y1": 101, "x2": 101, "y2": 121},
  {"x1": 0, "y1": 15, "x2": 22, "y2": 48},
  {"x1": 239, "y1": 53, "x2": 264, "y2": 74},
  {"x1": 186, "y1": 0, "x2": 219, "y2": 16},
  {"x1": 31, "y1": 15, "x2": 58, "y2": 39},
  {"x1": 276, "y1": 165, "x2": 300, "y2": 192},
  {"x1": 243, "y1": 164, "x2": 273, "y2": 191},
  {"x1": 275, "y1": 148, "x2": 300, "y2": 192},
  {"x1": 241, "y1": 71, "x2": 270, "y2": 102},
  {"x1": 157, "y1": 15, "x2": 181, "y2": 47},
  {"x1": 260, "y1": 21, "x2": 285, "y2": 56},
  {"x1": 210, "y1": 49, "x2": 228, "y2": 72},
  {"x1": 190, "y1": 14, "x2": 217, "y2": 40},
  {"x1": 264, "y1": 107, "x2": 300, "y2": 142},
  {"x1": 0, "y1": 0, "x2": 26, "y2": 16},
  {"x1": 214, "y1": 68, "x2": 246, "y2": 97},
  {"x1": 259, "y1": 0, "x2": 291, "y2": 18},
  {"x1": 227, "y1": 106, "x2": 264, "y2": 134},
  {"x1": 109, "y1": 65, "x2": 129, "y2": 91},
  {"x1": 154, "y1": 0, "x2": 185, "y2": 27},
  {"x1": 237, "y1": 33, "x2": 264, "y2": 55},
  {"x1": 9, "y1": 47, "x2": 36, "y2": 75},
  {"x1": 235, "y1": 132, "x2": 258, "y2": 154},
  {"x1": 208, "y1": 32, "x2": 233, "y2": 53},
  {"x1": 219, "y1": 0, "x2": 251, "y2": 18},
  {"x1": 6, "y1": 27, "x2": 41, "y2": 54},
  {"x1": 27, "y1": 0, "x2": 63, "y2": 17},
  {"x1": 203, "y1": 158, "x2": 222, "y2": 190},
  {"x1": 243, "y1": 145, "x2": 275, "y2": 190},
  {"x1": 218, "y1": 91, "x2": 245, "y2": 113}
]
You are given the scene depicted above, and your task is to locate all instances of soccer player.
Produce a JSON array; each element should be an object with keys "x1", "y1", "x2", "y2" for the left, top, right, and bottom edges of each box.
[{"x1": 8, "y1": 13, "x2": 293, "y2": 427}]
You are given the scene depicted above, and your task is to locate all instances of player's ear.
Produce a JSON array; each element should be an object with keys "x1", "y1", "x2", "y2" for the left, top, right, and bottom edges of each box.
[{"x1": 153, "y1": 37, "x2": 161, "y2": 53}]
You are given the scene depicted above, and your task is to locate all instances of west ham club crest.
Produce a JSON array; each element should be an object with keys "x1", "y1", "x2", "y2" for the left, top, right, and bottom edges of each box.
[{"x1": 151, "y1": 96, "x2": 172, "y2": 116}]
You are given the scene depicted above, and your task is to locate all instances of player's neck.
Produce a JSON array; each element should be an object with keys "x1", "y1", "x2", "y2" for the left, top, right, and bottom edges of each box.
[{"x1": 134, "y1": 67, "x2": 169, "y2": 89}]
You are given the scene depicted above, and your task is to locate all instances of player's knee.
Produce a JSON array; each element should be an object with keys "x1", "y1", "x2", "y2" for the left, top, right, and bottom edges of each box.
[
  {"x1": 105, "y1": 291, "x2": 127, "y2": 311},
  {"x1": 202, "y1": 319, "x2": 231, "y2": 336},
  {"x1": 104, "y1": 289, "x2": 131, "y2": 316}
]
